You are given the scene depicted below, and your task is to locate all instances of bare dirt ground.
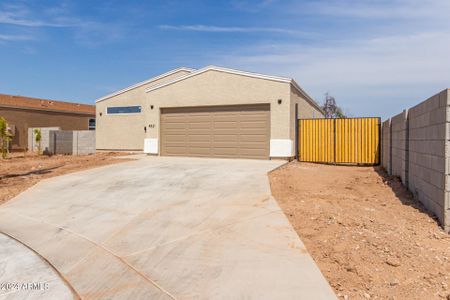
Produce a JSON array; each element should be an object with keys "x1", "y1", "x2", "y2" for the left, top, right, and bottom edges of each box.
[
  {"x1": 0, "y1": 152, "x2": 131, "y2": 205},
  {"x1": 269, "y1": 162, "x2": 450, "y2": 300}
]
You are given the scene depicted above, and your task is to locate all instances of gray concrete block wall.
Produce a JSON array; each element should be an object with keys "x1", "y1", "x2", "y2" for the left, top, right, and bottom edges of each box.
[
  {"x1": 407, "y1": 89, "x2": 449, "y2": 232},
  {"x1": 28, "y1": 128, "x2": 95, "y2": 155},
  {"x1": 28, "y1": 127, "x2": 61, "y2": 153},
  {"x1": 381, "y1": 119, "x2": 391, "y2": 172},
  {"x1": 391, "y1": 110, "x2": 408, "y2": 185},
  {"x1": 73, "y1": 131, "x2": 95, "y2": 155},
  {"x1": 383, "y1": 89, "x2": 449, "y2": 232},
  {"x1": 49, "y1": 130, "x2": 96, "y2": 155},
  {"x1": 51, "y1": 131, "x2": 74, "y2": 155}
]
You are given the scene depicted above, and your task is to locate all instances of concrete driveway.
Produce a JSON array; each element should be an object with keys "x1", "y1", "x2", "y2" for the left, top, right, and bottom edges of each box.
[{"x1": 0, "y1": 156, "x2": 336, "y2": 300}]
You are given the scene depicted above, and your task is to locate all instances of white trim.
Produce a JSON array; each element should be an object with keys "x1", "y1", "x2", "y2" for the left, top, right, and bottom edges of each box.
[
  {"x1": 143, "y1": 65, "x2": 324, "y2": 115},
  {"x1": 144, "y1": 138, "x2": 158, "y2": 154},
  {"x1": 270, "y1": 139, "x2": 294, "y2": 157},
  {"x1": 96, "y1": 67, "x2": 195, "y2": 103}
]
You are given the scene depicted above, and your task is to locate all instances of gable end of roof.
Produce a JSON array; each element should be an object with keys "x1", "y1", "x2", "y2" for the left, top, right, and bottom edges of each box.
[{"x1": 144, "y1": 65, "x2": 292, "y2": 93}]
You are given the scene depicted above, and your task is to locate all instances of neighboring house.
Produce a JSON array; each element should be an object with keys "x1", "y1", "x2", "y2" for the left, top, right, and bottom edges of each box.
[
  {"x1": 96, "y1": 66, "x2": 324, "y2": 159},
  {"x1": 0, "y1": 94, "x2": 95, "y2": 151}
]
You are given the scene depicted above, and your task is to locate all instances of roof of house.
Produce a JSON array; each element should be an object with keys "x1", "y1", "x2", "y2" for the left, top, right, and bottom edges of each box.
[
  {"x1": 0, "y1": 93, "x2": 95, "y2": 115},
  {"x1": 96, "y1": 67, "x2": 195, "y2": 103},
  {"x1": 144, "y1": 65, "x2": 324, "y2": 113}
]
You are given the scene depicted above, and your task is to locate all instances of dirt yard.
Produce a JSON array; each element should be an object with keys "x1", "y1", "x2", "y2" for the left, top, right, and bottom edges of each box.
[
  {"x1": 0, "y1": 152, "x2": 131, "y2": 205},
  {"x1": 269, "y1": 162, "x2": 450, "y2": 300}
]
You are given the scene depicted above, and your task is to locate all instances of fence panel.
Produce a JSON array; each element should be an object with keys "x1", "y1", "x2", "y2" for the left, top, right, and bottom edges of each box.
[{"x1": 298, "y1": 118, "x2": 380, "y2": 165}]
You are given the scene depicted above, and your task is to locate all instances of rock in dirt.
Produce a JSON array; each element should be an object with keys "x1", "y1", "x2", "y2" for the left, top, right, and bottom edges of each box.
[{"x1": 386, "y1": 258, "x2": 401, "y2": 267}]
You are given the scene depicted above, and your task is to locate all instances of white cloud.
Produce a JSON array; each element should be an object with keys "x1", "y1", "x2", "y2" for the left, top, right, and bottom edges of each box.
[
  {"x1": 216, "y1": 31, "x2": 450, "y2": 118},
  {"x1": 303, "y1": 0, "x2": 450, "y2": 20},
  {"x1": 158, "y1": 24, "x2": 309, "y2": 35},
  {"x1": 0, "y1": 2, "x2": 124, "y2": 46},
  {"x1": 0, "y1": 34, "x2": 33, "y2": 41},
  {"x1": 0, "y1": 4, "x2": 78, "y2": 27}
]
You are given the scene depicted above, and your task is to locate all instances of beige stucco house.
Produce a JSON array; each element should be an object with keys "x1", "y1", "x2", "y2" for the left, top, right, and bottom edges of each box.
[{"x1": 96, "y1": 66, "x2": 324, "y2": 159}]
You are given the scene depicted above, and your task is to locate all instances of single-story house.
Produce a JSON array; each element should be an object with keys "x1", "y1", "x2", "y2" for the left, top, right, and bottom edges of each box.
[
  {"x1": 0, "y1": 94, "x2": 95, "y2": 151},
  {"x1": 96, "y1": 66, "x2": 324, "y2": 159}
]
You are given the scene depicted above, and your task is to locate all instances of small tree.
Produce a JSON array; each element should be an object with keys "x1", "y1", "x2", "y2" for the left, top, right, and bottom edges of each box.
[
  {"x1": 34, "y1": 128, "x2": 42, "y2": 154},
  {"x1": 0, "y1": 117, "x2": 13, "y2": 159},
  {"x1": 322, "y1": 93, "x2": 346, "y2": 119}
]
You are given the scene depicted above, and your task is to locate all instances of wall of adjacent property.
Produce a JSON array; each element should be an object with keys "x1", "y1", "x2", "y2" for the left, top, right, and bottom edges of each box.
[
  {"x1": 2, "y1": 107, "x2": 94, "y2": 151},
  {"x1": 28, "y1": 127, "x2": 60, "y2": 154},
  {"x1": 28, "y1": 129, "x2": 95, "y2": 155},
  {"x1": 382, "y1": 89, "x2": 450, "y2": 232},
  {"x1": 50, "y1": 130, "x2": 95, "y2": 155}
]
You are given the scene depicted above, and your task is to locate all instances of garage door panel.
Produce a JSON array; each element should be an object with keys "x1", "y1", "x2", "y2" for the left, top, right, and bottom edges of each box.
[
  {"x1": 188, "y1": 134, "x2": 211, "y2": 141},
  {"x1": 239, "y1": 148, "x2": 267, "y2": 156},
  {"x1": 212, "y1": 142, "x2": 240, "y2": 149},
  {"x1": 240, "y1": 120, "x2": 268, "y2": 128},
  {"x1": 213, "y1": 121, "x2": 239, "y2": 129},
  {"x1": 188, "y1": 129, "x2": 212, "y2": 135},
  {"x1": 187, "y1": 114, "x2": 211, "y2": 120},
  {"x1": 239, "y1": 112, "x2": 269, "y2": 121},
  {"x1": 239, "y1": 135, "x2": 267, "y2": 142},
  {"x1": 161, "y1": 104, "x2": 269, "y2": 159},
  {"x1": 189, "y1": 123, "x2": 212, "y2": 130},
  {"x1": 213, "y1": 134, "x2": 239, "y2": 142},
  {"x1": 238, "y1": 129, "x2": 268, "y2": 136},
  {"x1": 239, "y1": 142, "x2": 267, "y2": 149},
  {"x1": 164, "y1": 147, "x2": 188, "y2": 155},
  {"x1": 163, "y1": 134, "x2": 187, "y2": 141},
  {"x1": 189, "y1": 147, "x2": 211, "y2": 155},
  {"x1": 212, "y1": 148, "x2": 239, "y2": 156}
]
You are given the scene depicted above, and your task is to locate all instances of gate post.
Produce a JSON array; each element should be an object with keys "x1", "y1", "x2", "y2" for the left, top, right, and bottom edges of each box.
[
  {"x1": 333, "y1": 118, "x2": 337, "y2": 164},
  {"x1": 295, "y1": 104, "x2": 299, "y2": 161}
]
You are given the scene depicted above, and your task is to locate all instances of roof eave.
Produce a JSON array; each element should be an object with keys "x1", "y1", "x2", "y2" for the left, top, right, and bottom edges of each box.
[
  {"x1": 95, "y1": 67, "x2": 195, "y2": 103},
  {"x1": 290, "y1": 79, "x2": 324, "y2": 115}
]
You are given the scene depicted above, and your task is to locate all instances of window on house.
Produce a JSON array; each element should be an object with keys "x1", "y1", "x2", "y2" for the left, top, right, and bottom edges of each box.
[
  {"x1": 107, "y1": 106, "x2": 142, "y2": 114},
  {"x1": 88, "y1": 118, "x2": 96, "y2": 130}
]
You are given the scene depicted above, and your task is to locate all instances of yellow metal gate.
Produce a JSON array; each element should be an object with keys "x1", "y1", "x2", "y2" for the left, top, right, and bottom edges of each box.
[{"x1": 298, "y1": 118, "x2": 380, "y2": 164}]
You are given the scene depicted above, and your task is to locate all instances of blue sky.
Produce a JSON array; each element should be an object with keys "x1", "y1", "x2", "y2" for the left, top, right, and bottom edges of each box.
[{"x1": 0, "y1": 0, "x2": 449, "y2": 119}]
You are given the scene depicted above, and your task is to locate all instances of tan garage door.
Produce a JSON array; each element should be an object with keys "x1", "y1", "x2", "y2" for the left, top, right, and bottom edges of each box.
[{"x1": 161, "y1": 104, "x2": 270, "y2": 159}]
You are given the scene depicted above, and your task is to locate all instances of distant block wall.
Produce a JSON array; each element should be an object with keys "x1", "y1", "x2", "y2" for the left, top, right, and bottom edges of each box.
[
  {"x1": 391, "y1": 110, "x2": 409, "y2": 185},
  {"x1": 381, "y1": 119, "x2": 391, "y2": 172},
  {"x1": 73, "y1": 131, "x2": 96, "y2": 155},
  {"x1": 382, "y1": 89, "x2": 450, "y2": 232},
  {"x1": 51, "y1": 131, "x2": 74, "y2": 155},
  {"x1": 28, "y1": 127, "x2": 61, "y2": 154},
  {"x1": 50, "y1": 130, "x2": 95, "y2": 155},
  {"x1": 28, "y1": 128, "x2": 95, "y2": 155}
]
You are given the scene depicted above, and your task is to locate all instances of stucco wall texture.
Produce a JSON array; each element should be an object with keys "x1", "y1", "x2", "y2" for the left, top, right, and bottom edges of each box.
[
  {"x1": 96, "y1": 69, "x2": 191, "y2": 150},
  {"x1": 382, "y1": 89, "x2": 450, "y2": 232}
]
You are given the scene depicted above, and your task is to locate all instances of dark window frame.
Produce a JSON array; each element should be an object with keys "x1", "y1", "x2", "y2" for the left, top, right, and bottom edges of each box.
[
  {"x1": 106, "y1": 106, "x2": 142, "y2": 114},
  {"x1": 88, "y1": 118, "x2": 96, "y2": 130}
]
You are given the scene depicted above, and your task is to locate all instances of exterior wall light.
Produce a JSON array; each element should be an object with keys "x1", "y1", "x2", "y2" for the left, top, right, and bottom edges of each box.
[{"x1": 278, "y1": 99, "x2": 282, "y2": 105}]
